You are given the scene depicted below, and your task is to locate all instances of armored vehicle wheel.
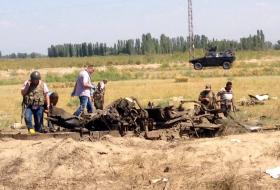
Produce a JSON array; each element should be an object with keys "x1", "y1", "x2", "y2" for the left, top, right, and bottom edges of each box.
[
  {"x1": 222, "y1": 62, "x2": 231, "y2": 69},
  {"x1": 194, "y1": 62, "x2": 203, "y2": 70}
]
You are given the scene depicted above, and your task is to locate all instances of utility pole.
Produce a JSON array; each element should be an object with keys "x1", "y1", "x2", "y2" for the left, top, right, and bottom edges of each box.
[{"x1": 188, "y1": 0, "x2": 194, "y2": 60}]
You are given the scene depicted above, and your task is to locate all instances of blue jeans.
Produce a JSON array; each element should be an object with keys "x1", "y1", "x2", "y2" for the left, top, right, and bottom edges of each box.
[
  {"x1": 25, "y1": 105, "x2": 44, "y2": 132},
  {"x1": 74, "y1": 96, "x2": 93, "y2": 116}
]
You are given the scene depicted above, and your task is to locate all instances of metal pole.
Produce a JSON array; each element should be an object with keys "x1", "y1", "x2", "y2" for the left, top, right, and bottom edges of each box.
[{"x1": 188, "y1": 0, "x2": 194, "y2": 60}]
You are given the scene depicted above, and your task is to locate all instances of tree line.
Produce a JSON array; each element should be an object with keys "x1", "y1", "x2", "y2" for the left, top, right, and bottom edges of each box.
[
  {"x1": 47, "y1": 34, "x2": 188, "y2": 57},
  {"x1": 0, "y1": 52, "x2": 44, "y2": 59},
  {"x1": 47, "y1": 30, "x2": 279, "y2": 57},
  {"x1": 0, "y1": 30, "x2": 279, "y2": 59}
]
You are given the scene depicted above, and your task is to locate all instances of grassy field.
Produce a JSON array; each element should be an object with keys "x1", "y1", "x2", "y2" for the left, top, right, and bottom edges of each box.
[
  {"x1": 0, "y1": 50, "x2": 280, "y2": 128},
  {"x1": 0, "y1": 53, "x2": 190, "y2": 70},
  {"x1": 0, "y1": 76, "x2": 280, "y2": 128},
  {"x1": 0, "y1": 50, "x2": 280, "y2": 86},
  {"x1": 0, "y1": 50, "x2": 280, "y2": 70}
]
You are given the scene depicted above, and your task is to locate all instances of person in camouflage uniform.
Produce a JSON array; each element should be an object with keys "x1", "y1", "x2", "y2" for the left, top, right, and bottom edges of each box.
[
  {"x1": 198, "y1": 84, "x2": 217, "y2": 111},
  {"x1": 92, "y1": 80, "x2": 108, "y2": 110},
  {"x1": 21, "y1": 71, "x2": 49, "y2": 133}
]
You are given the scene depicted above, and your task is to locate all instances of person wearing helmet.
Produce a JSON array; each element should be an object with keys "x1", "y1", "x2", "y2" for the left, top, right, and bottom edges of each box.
[{"x1": 21, "y1": 71, "x2": 50, "y2": 134}]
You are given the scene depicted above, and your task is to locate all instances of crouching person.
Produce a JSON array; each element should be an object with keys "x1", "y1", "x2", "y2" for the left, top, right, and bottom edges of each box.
[
  {"x1": 44, "y1": 91, "x2": 59, "y2": 132},
  {"x1": 21, "y1": 71, "x2": 49, "y2": 134}
]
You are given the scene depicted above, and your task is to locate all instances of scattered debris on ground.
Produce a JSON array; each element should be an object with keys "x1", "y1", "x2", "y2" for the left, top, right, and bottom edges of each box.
[
  {"x1": 266, "y1": 167, "x2": 280, "y2": 179},
  {"x1": 47, "y1": 97, "x2": 228, "y2": 140},
  {"x1": 238, "y1": 94, "x2": 277, "y2": 106}
]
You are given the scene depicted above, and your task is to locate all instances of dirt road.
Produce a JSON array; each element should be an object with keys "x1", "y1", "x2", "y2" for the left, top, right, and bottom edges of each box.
[{"x1": 0, "y1": 132, "x2": 280, "y2": 190}]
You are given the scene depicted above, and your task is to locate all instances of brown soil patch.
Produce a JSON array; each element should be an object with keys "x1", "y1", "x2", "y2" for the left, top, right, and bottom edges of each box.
[{"x1": 0, "y1": 132, "x2": 280, "y2": 189}]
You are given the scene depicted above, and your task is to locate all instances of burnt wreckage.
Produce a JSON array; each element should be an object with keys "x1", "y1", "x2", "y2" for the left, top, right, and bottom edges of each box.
[{"x1": 48, "y1": 97, "x2": 224, "y2": 138}]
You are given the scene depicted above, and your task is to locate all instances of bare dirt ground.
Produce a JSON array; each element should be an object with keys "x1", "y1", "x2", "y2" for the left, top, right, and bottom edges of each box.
[{"x1": 1, "y1": 131, "x2": 280, "y2": 190}]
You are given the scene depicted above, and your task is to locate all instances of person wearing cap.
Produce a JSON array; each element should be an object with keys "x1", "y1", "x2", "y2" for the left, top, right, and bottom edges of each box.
[
  {"x1": 198, "y1": 84, "x2": 217, "y2": 111},
  {"x1": 21, "y1": 71, "x2": 49, "y2": 134},
  {"x1": 92, "y1": 80, "x2": 108, "y2": 110},
  {"x1": 72, "y1": 65, "x2": 95, "y2": 116},
  {"x1": 217, "y1": 81, "x2": 235, "y2": 117}
]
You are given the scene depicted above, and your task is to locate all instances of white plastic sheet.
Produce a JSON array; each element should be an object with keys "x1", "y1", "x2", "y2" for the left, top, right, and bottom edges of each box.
[{"x1": 265, "y1": 167, "x2": 280, "y2": 179}]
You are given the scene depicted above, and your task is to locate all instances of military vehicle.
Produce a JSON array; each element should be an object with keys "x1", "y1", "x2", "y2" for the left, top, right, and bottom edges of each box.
[{"x1": 189, "y1": 47, "x2": 236, "y2": 70}]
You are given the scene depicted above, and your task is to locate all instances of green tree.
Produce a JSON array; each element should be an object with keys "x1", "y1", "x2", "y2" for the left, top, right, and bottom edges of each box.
[
  {"x1": 69, "y1": 44, "x2": 74, "y2": 57},
  {"x1": 274, "y1": 40, "x2": 280, "y2": 50},
  {"x1": 10, "y1": 53, "x2": 17, "y2": 58},
  {"x1": 126, "y1": 39, "x2": 135, "y2": 55},
  {"x1": 81, "y1": 43, "x2": 88, "y2": 57},
  {"x1": 88, "y1": 43, "x2": 93, "y2": 56},
  {"x1": 135, "y1": 39, "x2": 141, "y2": 54}
]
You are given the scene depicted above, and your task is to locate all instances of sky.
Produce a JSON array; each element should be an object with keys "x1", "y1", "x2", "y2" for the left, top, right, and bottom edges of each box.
[{"x1": 0, "y1": 0, "x2": 279, "y2": 54}]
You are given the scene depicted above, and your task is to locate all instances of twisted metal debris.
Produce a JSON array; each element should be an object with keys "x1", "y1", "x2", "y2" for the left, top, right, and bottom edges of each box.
[{"x1": 48, "y1": 97, "x2": 225, "y2": 139}]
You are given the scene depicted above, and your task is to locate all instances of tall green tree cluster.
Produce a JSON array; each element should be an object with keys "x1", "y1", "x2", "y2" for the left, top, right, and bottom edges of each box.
[
  {"x1": 48, "y1": 33, "x2": 188, "y2": 57},
  {"x1": 240, "y1": 30, "x2": 266, "y2": 50},
  {"x1": 48, "y1": 43, "x2": 108, "y2": 57},
  {"x1": 274, "y1": 40, "x2": 280, "y2": 50},
  {"x1": 1, "y1": 52, "x2": 43, "y2": 59},
  {"x1": 45, "y1": 30, "x2": 277, "y2": 58}
]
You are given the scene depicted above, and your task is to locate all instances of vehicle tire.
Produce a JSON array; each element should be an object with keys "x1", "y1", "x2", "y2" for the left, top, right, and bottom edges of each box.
[
  {"x1": 222, "y1": 62, "x2": 231, "y2": 69},
  {"x1": 194, "y1": 62, "x2": 203, "y2": 70}
]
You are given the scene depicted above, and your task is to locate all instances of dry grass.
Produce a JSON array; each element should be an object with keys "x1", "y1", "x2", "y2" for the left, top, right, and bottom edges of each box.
[
  {"x1": 0, "y1": 53, "x2": 189, "y2": 70},
  {"x1": 0, "y1": 50, "x2": 280, "y2": 71},
  {"x1": 1, "y1": 50, "x2": 280, "y2": 126},
  {"x1": 266, "y1": 143, "x2": 280, "y2": 160},
  {"x1": 175, "y1": 76, "x2": 189, "y2": 83},
  {"x1": 1, "y1": 75, "x2": 280, "y2": 127}
]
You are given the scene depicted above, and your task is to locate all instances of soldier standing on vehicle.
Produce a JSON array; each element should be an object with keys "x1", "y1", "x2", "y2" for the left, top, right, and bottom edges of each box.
[
  {"x1": 217, "y1": 81, "x2": 235, "y2": 117},
  {"x1": 198, "y1": 84, "x2": 217, "y2": 111},
  {"x1": 21, "y1": 71, "x2": 50, "y2": 134},
  {"x1": 92, "y1": 80, "x2": 107, "y2": 110},
  {"x1": 72, "y1": 65, "x2": 95, "y2": 116}
]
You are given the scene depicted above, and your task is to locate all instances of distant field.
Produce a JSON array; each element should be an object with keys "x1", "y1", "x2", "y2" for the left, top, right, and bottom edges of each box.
[
  {"x1": 0, "y1": 50, "x2": 280, "y2": 70},
  {"x1": 0, "y1": 53, "x2": 190, "y2": 70},
  {"x1": 0, "y1": 50, "x2": 280, "y2": 86}
]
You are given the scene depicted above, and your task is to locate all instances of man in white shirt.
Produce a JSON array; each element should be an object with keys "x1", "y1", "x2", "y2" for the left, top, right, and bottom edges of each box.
[
  {"x1": 217, "y1": 81, "x2": 235, "y2": 117},
  {"x1": 72, "y1": 65, "x2": 95, "y2": 116}
]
